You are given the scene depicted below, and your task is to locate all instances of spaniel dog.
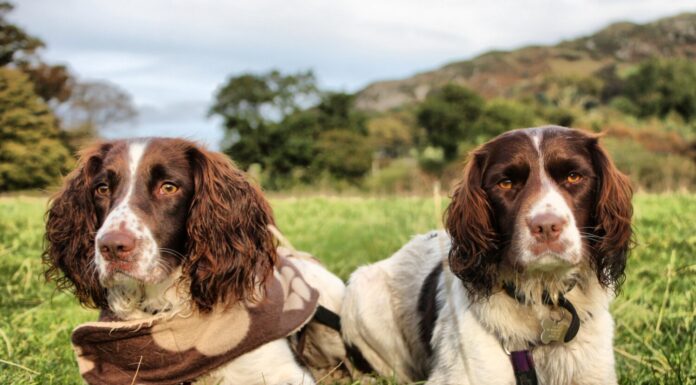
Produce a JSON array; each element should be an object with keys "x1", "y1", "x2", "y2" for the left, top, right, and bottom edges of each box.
[
  {"x1": 341, "y1": 126, "x2": 632, "y2": 385},
  {"x1": 43, "y1": 138, "x2": 345, "y2": 385}
]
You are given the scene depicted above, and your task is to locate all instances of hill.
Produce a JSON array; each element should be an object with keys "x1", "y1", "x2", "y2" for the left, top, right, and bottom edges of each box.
[{"x1": 355, "y1": 13, "x2": 696, "y2": 112}]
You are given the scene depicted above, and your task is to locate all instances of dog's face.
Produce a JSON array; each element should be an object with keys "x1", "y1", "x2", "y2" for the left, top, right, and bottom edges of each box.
[
  {"x1": 91, "y1": 139, "x2": 194, "y2": 286},
  {"x1": 446, "y1": 126, "x2": 633, "y2": 297},
  {"x1": 482, "y1": 129, "x2": 597, "y2": 273},
  {"x1": 44, "y1": 138, "x2": 278, "y2": 312}
]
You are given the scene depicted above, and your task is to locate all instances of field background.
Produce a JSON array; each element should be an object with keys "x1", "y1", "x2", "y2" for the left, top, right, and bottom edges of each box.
[{"x1": 0, "y1": 194, "x2": 694, "y2": 385}]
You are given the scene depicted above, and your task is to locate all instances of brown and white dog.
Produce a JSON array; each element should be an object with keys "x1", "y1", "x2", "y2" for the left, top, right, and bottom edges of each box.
[
  {"x1": 43, "y1": 138, "x2": 345, "y2": 385},
  {"x1": 341, "y1": 126, "x2": 632, "y2": 385}
]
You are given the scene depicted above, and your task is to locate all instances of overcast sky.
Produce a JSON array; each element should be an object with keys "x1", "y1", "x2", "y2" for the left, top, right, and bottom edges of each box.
[{"x1": 11, "y1": 0, "x2": 696, "y2": 148}]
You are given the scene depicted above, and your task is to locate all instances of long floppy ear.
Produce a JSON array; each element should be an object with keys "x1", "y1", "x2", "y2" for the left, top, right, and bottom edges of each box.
[
  {"x1": 185, "y1": 146, "x2": 277, "y2": 312},
  {"x1": 43, "y1": 143, "x2": 110, "y2": 309},
  {"x1": 589, "y1": 137, "x2": 633, "y2": 292},
  {"x1": 444, "y1": 149, "x2": 499, "y2": 298}
]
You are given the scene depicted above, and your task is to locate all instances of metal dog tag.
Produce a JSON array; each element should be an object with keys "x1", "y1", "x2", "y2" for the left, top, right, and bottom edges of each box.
[{"x1": 540, "y1": 314, "x2": 571, "y2": 344}]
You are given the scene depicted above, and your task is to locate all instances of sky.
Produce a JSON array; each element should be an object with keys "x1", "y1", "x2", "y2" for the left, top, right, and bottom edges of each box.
[{"x1": 11, "y1": 0, "x2": 696, "y2": 149}]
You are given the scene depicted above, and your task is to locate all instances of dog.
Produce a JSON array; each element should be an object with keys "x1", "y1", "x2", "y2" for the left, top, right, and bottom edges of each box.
[
  {"x1": 43, "y1": 138, "x2": 346, "y2": 385},
  {"x1": 341, "y1": 126, "x2": 632, "y2": 385}
]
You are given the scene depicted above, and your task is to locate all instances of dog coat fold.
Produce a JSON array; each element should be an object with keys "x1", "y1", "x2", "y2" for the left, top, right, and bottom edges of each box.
[{"x1": 71, "y1": 256, "x2": 319, "y2": 385}]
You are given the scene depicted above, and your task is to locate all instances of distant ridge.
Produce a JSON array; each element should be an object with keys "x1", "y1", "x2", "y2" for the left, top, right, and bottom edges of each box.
[{"x1": 355, "y1": 13, "x2": 696, "y2": 112}]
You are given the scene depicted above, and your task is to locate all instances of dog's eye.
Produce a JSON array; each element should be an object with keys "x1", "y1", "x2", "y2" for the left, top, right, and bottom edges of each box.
[
  {"x1": 566, "y1": 172, "x2": 583, "y2": 184},
  {"x1": 159, "y1": 182, "x2": 179, "y2": 195},
  {"x1": 497, "y1": 178, "x2": 513, "y2": 190},
  {"x1": 95, "y1": 183, "x2": 110, "y2": 196}
]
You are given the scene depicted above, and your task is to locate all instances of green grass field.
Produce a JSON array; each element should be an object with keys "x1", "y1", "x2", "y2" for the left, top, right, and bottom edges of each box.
[{"x1": 0, "y1": 194, "x2": 694, "y2": 384}]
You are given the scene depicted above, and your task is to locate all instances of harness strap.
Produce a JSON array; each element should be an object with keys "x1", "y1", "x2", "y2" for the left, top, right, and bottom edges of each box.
[
  {"x1": 313, "y1": 305, "x2": 342, "y2": 332},
  {"x1": 509, "y1": 350, "x2": 539, "y2": 385},
  {"x1": 309, "y1": 305, "x2": 376, "y2": 374}
]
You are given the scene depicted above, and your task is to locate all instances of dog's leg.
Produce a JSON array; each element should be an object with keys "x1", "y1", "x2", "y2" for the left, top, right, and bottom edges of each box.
[{"x1": 341, "y1": 263, "x2": 416, "y2": 382}]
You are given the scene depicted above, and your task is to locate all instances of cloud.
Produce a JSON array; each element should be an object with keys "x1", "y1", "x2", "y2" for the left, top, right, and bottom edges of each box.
[{"x1": 11, "y1": 0, "x2": 696, "y2": 148}]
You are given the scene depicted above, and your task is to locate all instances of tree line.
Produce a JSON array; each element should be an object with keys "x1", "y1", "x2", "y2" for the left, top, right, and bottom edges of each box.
[{"x1": 210, "y1": 58, "x2": 696, "y2": 192}]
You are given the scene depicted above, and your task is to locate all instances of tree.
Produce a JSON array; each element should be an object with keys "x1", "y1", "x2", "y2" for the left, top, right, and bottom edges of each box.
[
  {"x1": 210, "y1": 69, "x2": 318, "y2": 130},
  {"x1": 315, "y1": 129, "x2": 372, "y2": 180},
  {"x1": 211, "y1": 69, "x2": 372, "y2": 187},
  {"x1": 58, "y1": 80, "x2": 137, "y2": 133},
  {"x1": 622, "y1": 59, "x2": 696, "y2": 122},
  {"x1": 417, "y1": 84, "x2": 484, "y2": 160},
  {"x1": 0, "y1": 2, "x2": 43, "y2": 66},
  {"x1": 0, "y1": 68, "x2": 71, "y2": 191},
  {"x1": 472, "y1": 99, "x2": 535, "y2": 140},
  {"x1": 367, "y1": 114, "x2": 415, "y2": 158}
]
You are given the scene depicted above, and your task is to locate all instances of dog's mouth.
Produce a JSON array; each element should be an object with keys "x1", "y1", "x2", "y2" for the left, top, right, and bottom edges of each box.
[
  {"x1": 524, "y1": 254, "x2": 576, "y2": 273},
  {"x1": 100, "y1": 260, "x2": 171, "y2": 287}
]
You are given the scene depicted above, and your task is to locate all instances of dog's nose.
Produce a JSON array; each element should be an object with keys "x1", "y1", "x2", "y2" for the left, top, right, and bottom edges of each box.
[
  {"x1": 527, "y1": 213, "x2": 566, "y2": 242},
  {"x1": 98, "y1": 231, "x2": 136, "y2": 261}
]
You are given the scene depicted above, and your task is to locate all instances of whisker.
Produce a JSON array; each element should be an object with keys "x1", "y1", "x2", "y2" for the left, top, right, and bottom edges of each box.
[{"x1": 159, "y1": 248, "x2": 186, "y2": 259}]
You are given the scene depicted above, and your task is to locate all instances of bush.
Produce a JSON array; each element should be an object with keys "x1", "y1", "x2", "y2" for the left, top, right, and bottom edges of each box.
[
  {"x1": 315, "y1": 129, "x2": 372, "y2": 180},
  {"x1": 0, "y1": 68, "x2": 71, "y2": 191},
  {"x1": 602, "y1": 137, "x2": 696, "y2": 191}
]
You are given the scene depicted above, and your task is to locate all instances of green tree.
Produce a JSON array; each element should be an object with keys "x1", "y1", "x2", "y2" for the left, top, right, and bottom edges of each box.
[
  {"x1": 315, "y1": 129, "x2": 372, "y2": 180},
  {"x1": 210, "y1": 69, "x2": 319, "y2": 173},
  {"x1": 367, "y1": 114, "x2": 415, "y2": 158},
  {"x1": 0, "y1": 68, "x2": 71, "y2": 191},
  {"x1": 622, "y1": 59, "x2": 696, "y2": 122},
  {"x1": 417, "y1": 84, "x2": 484, "y2": 160},
  {"x1": 0, "y1": 2, "x2": 43, "y2": 66},
  {"x1": 210, "y1": 69, "x2": 318, "y2": 129},
  {"x1": 472, "y1": 99, "x2": 535, "y2": 140}
]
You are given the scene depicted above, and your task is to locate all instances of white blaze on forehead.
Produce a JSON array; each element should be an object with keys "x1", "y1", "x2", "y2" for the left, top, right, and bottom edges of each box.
[
  {"x1": 529, "y1": 130, "x2": 542, "y2": 156},
  {"x1": 126, "y1": 141, "x2": 147, "y2": 202}
]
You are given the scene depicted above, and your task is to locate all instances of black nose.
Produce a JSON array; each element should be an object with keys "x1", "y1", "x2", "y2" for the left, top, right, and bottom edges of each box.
[
  {"x1": 98, "y1": 231, "x2": 136, "y2": 261},
  {"x1": 527, "y1": 213, "x2": 566, "y2": 242}
]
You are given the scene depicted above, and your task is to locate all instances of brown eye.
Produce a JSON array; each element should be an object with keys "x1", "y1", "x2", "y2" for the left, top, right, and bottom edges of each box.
[
  {"x1": 159, "y1": 182, "x2": 179, "y2": 195},
  {"x1": 497, "y1": 179, "x2": 513, "y2": 190},
  {"x1": 95, "y1": 184, "x2": 109, "y2": 196},
  {"x1": 567, "y1": 172, "x2": 583, "y2": 184}
]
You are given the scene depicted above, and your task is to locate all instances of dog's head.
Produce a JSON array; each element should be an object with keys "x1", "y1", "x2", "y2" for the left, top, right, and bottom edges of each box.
[
  {"x1": 445, "y1": 126, "x2": 633, "y2": 299},
  {"x1": 44, "y1": 138, "x2": 276, "y2": 312}
]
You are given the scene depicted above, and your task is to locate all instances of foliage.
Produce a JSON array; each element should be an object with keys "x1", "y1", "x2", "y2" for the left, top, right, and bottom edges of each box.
[
  {"x1": 315, "y1": 129, "x2": 372, "y2": 180},
  {"x1": 472, "y1": 99, "x2": 536, "y2": 140},
  {"x1": 0, "y1": 2, "x2": 43, "y2": 66},
  {"x1": 620, "y1": 59, "x2": 696, "y2": 123},
  {"x1": 366, "y1": 113, "x2": 416, "y2": 159},
  {"x1": 416, "y1": 84, "x2": 484, "y2": 160},
  {"x1": 602, "y1": 137, "x2": 696, "y2": 191},
  {"x1": 0, "y1": 68, "x2": 71, "y2": 191},
  {"x1": 1, "y1": 195, "x2": 694, "y2": 384},
  {"x1": 0, "y1": 2, "x2": 138, "y2": 189},
  {"x1": 211, "y1": 71, "x2": 371, "y2": 188},
  {"x1": 210, "y1": 69, "x2": 318, "y2": 130}
]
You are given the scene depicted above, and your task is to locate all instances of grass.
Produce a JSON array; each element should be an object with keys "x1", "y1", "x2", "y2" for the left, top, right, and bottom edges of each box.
[{"x1": 0, "y1": 194, "x2": 694, "y2": 384}]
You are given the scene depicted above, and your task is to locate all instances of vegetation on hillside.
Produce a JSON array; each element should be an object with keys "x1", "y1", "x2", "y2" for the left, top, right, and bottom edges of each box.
[{"x1": 211, "y1": 58, "x2": 696, "y2": 192}]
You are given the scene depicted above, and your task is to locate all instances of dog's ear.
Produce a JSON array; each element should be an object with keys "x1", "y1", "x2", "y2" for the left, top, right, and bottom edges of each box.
[
  {"x1": 44, "y1": 143, "x2": 111, "y2": 309},
  {"x1": 589, "y1": 137, "x2": 633, "y2": 292},
  {"x1": 185, "y1": 146, "x2": 277, "y2": 312},
  {"x1": 444, "y1": 149, "x2": 499, "y2": 298}
]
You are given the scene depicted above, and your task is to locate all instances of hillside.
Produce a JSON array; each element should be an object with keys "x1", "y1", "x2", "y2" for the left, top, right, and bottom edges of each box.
[{"x1": 355, "y1": 12, "x2": 696, "y2": 112}]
